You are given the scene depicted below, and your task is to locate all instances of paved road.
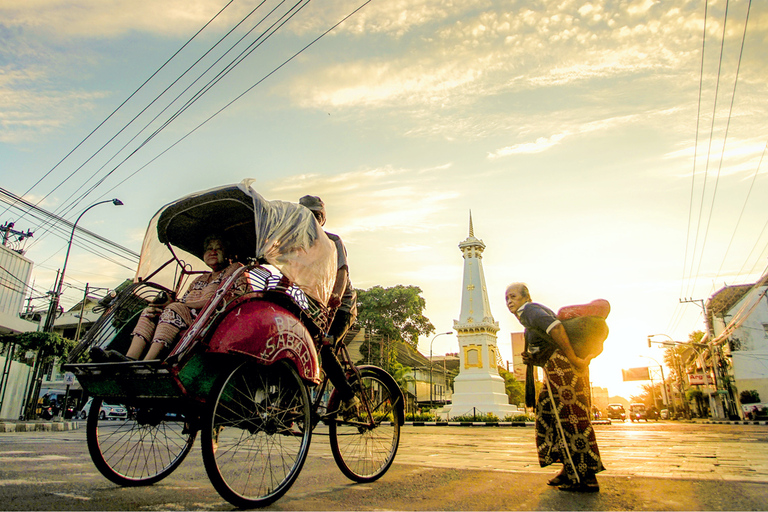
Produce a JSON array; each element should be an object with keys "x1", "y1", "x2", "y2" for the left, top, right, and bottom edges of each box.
[{"x1": 1, "y1": 420, "x2": 767, "y2": 510}]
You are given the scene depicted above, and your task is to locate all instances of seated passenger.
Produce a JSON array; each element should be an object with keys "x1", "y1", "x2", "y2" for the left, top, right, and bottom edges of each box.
[{"x1": 100, "y1": 235, "x2": 249, "y2": 361}]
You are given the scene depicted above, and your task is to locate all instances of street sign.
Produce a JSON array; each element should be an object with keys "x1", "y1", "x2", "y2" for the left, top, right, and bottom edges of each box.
[
  {"x1": 688, "y1": 373, "x2": 714, "y2": 385},
  {"x1": 622, "y1": 367, "x2": 650, "y2": 381},
  {"x1": 63, "y1": 372, "x2": 75, "y2": 386}
]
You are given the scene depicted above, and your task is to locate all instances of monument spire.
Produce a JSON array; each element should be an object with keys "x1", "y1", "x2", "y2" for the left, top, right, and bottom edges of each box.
[{"x1": 456, "y1": 211, "x2": 497, "y2": 333}]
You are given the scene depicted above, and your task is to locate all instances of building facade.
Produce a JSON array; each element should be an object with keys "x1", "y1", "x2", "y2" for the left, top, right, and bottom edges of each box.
[{"x1": 705, "y1": 273, "x2": 768, "y2": 419}]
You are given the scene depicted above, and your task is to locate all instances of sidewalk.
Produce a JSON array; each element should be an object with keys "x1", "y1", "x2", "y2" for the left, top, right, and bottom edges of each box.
[
  {"x1": 2, "y1": 417, "x2": 764, "y2": 433},
  {"x1": 0, "y1": 419, "x2": 83, "y2": 432}
]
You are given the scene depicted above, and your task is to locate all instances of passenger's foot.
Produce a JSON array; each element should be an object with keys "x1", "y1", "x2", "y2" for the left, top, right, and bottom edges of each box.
[
  {"x1": 339, "y1": 396, "x2": 361, "y2": 421},
  {"x1": 90, "y1": 347, "x2": 133, "y2": 362},
  {"x1": 89, "y1": 347, "x2": 110, "y2": 362}
]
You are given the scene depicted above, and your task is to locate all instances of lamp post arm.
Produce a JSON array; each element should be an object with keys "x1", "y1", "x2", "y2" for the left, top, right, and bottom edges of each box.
[
  {"x1": 47, "y1": 199, "x2": 122, "y2": 332},
  {"x1": 429, "y1": 331, "x2": 453, "y2": 404}
]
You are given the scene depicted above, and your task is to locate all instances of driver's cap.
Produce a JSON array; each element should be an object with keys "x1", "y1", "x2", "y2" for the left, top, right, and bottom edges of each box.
[{"x1": 299, "y1": 195, "x2": 325, "y2": 215}]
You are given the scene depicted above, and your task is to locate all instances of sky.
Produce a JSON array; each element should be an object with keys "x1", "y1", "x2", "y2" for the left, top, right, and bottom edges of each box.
[{"x1": 1, "y1": 0, "x2": 767, "y2": 400}]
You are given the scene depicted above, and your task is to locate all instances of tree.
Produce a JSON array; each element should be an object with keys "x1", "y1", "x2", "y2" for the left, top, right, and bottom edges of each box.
[
  {"x1": 498, "y1": 367, "x2": 524, "y2": 406},
  {"x1": 740, "y1": 390, "x2": 761, "y2": 404},
  {"x1": 0, "y1": 331, "x2": 77, "y2": 360},
  {"x1": 630, "y1": 382, "x2": 665, "y2": 409},
  {"x1": 390, "y1": 361, "x2": 415, "y2": 395},
  {"x1": 0, "y1": 331, "x2": 78, "y2": 420},
  {"x1": 357, "y1": 285, "x2": 435, "y2": 349}
]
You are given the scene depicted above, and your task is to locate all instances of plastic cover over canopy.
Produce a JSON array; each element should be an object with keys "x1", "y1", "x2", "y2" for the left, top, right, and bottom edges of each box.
[{"x1": 134, "y1": 179, "x2": 336, "y2": 305}]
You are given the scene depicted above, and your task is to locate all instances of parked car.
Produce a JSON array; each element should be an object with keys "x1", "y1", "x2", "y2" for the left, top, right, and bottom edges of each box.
[
  {"x1": 660, "y1": 408, "x2": 670, "y2": 419},
  {"x1": 78, "y1": 397, "x2": 128, "y2": 420},
  {"x1": 606, "y1": 404, "x2": 626, "y2": 422},
  {"x1": 629, "y1": 403, "x2": 648, "y2": 422}
]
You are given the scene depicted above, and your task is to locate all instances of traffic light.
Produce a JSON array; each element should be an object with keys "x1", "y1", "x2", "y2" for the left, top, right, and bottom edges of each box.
[{"x1": 647, "y1": 336, "x2": 652, "y2": 348}]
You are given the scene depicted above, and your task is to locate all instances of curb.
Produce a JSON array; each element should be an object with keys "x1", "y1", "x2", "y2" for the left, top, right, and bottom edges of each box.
[
  {"x1": 698, "y1": 419, "x2": 768, "y2": 426},
  {"x1": 398, "y1": 420, "x2": 613, "y2": 427},
  {"x1": 0, "y1": 421, "x2": 83, "y2": 433}
]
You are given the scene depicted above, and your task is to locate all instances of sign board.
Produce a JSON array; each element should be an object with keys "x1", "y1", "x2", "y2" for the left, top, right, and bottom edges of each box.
[
  {"x1": 622, "y1": 367, "x2": 650, "y2": 381},
  {"x1": 688, "y1": 373, "x2": 714, "y2": 386},
  {"x1": 63, "y1": 372, "x2": 76, "y2": 386}
]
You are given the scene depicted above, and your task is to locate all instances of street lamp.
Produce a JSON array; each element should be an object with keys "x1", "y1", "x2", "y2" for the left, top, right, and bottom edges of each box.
[
  {"x1": 44, "y1": 199, "x2": 123, "y2": 332},
  {"x1": 639, "y1": 354, "x2": 669, "y2": 413},
  {"x1": 25, "y1": 199, "x2": 123, "y2": 419},
  {"x1": 429, "y1": 331, "x2": 453, "y2": 405},
  {"x1": 647, "y1": 334, "x2": 694, "y2": 419}
]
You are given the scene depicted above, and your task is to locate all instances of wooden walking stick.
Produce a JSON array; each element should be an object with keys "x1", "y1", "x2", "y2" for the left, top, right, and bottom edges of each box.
[{"x1": 544, "y1": 370, "x2": 581, "y2": 485}]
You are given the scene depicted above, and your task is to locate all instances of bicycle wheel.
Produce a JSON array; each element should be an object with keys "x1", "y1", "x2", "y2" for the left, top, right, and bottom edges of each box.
[
  {"x1": 329, "y1": 367, "x2": 402, "y2": 482},
  {"x1": 86, "y1": 397, "x2": 195, "y2": 486},
  {"x1": 201, "y1": 360, "x2": 312, "y2": 508}
]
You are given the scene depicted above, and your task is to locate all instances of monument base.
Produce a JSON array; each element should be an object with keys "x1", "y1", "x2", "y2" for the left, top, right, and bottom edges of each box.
[{"x1": 437, "y1": 372, "x2": 524, "y2": 420}]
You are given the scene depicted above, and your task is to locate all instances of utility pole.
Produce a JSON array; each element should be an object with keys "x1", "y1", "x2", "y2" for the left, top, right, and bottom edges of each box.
[
  {"x1": 0, "y1": 222, "x2": 33, "y2": 251},
  {"x1": 74, "y1": 283, "x2": 89, "y2": 342}
]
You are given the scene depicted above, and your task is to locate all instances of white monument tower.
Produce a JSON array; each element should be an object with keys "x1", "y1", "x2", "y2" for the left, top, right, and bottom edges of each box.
[{"x1": 438, "y1": 213, "x2": 521, "y2": 419}]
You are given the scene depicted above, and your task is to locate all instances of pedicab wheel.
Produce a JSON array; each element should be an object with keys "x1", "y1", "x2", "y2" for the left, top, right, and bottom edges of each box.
[
  {"x1": 201, "y1": 360, "x2": 312, "y2": 508},
  {"x1": 86, "y1": 397, "x2": 195, "y2": 486},
  {"x1": 329, "y1": 367, "x2": 401, "y2": 482}
]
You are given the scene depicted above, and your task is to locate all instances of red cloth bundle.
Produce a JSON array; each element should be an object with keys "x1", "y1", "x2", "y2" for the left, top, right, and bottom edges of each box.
[{"x1": 558, "y1": 299, "x2": 610, "y2": 359}]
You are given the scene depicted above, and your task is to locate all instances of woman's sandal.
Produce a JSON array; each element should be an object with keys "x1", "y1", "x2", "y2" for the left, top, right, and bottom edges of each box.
[
  {"x1": 547, "y1": 474, "x2": 570, "y2": 486},
  {"x1": 558, "y1": 480, "x2": 600, "y2": 493}
]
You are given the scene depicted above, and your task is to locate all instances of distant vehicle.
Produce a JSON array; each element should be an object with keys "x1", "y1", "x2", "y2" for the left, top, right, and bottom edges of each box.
[
  {"x1": 78, "y1": 397, "x2": 128, "y2": 420},
  {"x1": 660, "y1": 409, "x2": 670, "y2": 419},
  {"x1": 37, "y1": 391, "x2": 78, "y2": 419},
  {"x1": 629, "y1": 403, "x2": 647, "y2": 422},
  {"x1": 606, "y1": 404, "x2": 626, "y2": 422}
]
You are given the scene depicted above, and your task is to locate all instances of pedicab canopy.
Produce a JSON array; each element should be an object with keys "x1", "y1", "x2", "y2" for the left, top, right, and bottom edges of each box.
[{"x1": 134, "y1": 179, "x2": 337, "y2": 306}]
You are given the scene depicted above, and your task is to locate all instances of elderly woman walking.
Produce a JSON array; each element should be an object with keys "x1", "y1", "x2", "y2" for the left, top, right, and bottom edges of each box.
[{"x1": 506, "y1": 282, "x2": 604, "y2": 493}]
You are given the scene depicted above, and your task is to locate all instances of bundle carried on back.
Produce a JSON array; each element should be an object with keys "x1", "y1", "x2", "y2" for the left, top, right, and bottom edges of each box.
[{"x1": 558, "y1": 299, "x2": 610, "y2": 359}]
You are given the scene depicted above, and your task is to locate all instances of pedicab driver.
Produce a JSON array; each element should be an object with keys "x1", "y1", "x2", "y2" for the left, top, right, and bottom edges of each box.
[{"x1": 299, "y1": 195, "x2": 360, "y2": 418}]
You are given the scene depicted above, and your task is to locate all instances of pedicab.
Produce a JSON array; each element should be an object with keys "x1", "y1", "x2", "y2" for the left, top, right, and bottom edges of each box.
[{"x1": 62, "y1": 179, "x2": 404, "y2": 508}]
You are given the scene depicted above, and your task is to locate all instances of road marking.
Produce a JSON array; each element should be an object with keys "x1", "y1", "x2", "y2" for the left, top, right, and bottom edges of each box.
[
  {"x1": 51, "y1": 492, "x2": 90, "y2": 501},
  {"x1": 0, "y1": 454, "x2": 68, "y2": 461},
  {"x1": 0, "y1": 480, "x2": 67, "y2": 486}
]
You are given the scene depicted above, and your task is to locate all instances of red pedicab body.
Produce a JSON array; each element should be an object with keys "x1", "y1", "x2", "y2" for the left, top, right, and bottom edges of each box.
[{"x1": 205, "y1": 294, "x2": 321, "y2": 385}]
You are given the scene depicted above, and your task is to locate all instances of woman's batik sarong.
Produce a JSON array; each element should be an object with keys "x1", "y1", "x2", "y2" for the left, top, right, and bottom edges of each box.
[{"x1": 535, "y1": 350, "x2": 605, "y2": 480}]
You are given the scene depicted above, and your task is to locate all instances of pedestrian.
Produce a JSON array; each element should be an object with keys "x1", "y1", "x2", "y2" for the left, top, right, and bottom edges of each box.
[{"x1": 506, "y1": 282, "x2": 604, "y2": 492}]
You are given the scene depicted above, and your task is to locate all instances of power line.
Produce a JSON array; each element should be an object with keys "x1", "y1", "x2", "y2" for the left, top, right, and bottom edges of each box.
[
  {"x1": 96, "y1": 0, "x2": 376, "y2": 197},
  {"x1": 0, "y1": 188, "x2": 139, "y2": 267},
  {"x1": 686, "y1": 0, "x2": 731, "y2": 299},
  {"x1": 32, "y1": 0, "x2": 270, "y2": 228},
  {"x1": 680, "y1": 0, "x2": 710, "y2": 303},
  {"x1": 63, "y1": 0, "x2": 313, "y2": 212},
  {"x1": 2, "y1": 0, "x2": 236, "y2": 226}
]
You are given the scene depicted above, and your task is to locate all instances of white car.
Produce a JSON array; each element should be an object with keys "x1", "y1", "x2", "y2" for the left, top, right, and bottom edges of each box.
[{"x1": 78, "y1": 397, "x2": 128, "y2": 420}]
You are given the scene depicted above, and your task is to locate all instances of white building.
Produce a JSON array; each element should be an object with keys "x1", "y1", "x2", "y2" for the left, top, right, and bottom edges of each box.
[
  {"x1": 706, "y1": 273, "x2": 768, "y2": 418},
  {"x1": 0, "y1": 243, "x2": 38, "y2": 419}
]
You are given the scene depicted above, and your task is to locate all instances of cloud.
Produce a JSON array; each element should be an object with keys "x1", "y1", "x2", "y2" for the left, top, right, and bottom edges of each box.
[
  {"x1": 487, "y1": 110, "x2": 675, "y2": 160},
  {"x1": 262, "y1": 164, "x2": 460, "y2": 237},
  {"x1": 0, "y1": 66, "x2": 106, "y2": 143},
  {"x1": 0, "y1": 0, "x2": 229, "y2": 38},
  {"x1": 488, "y1": 133, "x2": 568, "y2": 158}
]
